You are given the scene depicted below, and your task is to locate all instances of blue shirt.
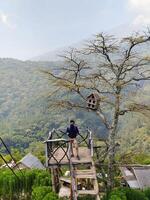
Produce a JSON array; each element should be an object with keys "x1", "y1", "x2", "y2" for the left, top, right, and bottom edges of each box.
[{"x1": 66, "y1": 124, "x2": 79, "y2": 138}]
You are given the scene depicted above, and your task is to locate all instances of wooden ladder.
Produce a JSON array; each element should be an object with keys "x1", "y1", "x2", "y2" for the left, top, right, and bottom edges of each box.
[
  {"x1": 67, "y1": 133, "x2": 100, "y2": 200},
  {"x1": 69, "y1": 156, "x2": 100, "y2": 200}
]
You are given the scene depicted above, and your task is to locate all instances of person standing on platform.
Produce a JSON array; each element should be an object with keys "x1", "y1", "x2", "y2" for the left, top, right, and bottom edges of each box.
[{"x1": 66, "y1": 120, "x2": 80, "y2": 160}]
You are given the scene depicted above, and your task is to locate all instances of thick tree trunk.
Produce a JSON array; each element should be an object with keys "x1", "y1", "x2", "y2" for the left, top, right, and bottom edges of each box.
[
  {"x1": 107, "y1": 92, "x2": 120, "y2": 190},
  {"x1": 107, "y1": 127, "x2": 116, "y2": 190}
]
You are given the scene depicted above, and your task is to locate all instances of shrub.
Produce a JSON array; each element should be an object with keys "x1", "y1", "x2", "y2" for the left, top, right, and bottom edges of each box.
[
  {"x1": 109, "y1": 195, "x2": 123, "y2": 200},
  {"x1": 125, "y1": 188, "x2": 148, "y2": 200},
  {"x1": 31, "y1": 186, "x2": 59, "y2": 200},
  {"x1": 0, "y1": 169, "x2": 52, "y2": 200},
  {"x1": 78, "y1": 196, "x2": 95, "y2": 200},
  {"x1": 144, "y1": 188, "x2": 150, "y2": 200},
  {"x1": 109, "y1": 188, "x2": 127, "y2": 200},
  {"x1": 43, "y1": 192, "x2": 59, "y2": 200},
  {"x1": 102, "y1": 188, "x2": 126, "y2": 200},
  {"x1": 102, "y1": 188, "x2": 150, "y2": 200}
]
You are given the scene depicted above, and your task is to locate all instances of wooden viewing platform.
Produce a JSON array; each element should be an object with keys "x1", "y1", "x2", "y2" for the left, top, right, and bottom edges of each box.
[
  {"x1": 44, "y1": 129, "x2": 100, "y2": 200},
  {"x1": 48, "y1": 146, "x2": 92, "y2": 166}
]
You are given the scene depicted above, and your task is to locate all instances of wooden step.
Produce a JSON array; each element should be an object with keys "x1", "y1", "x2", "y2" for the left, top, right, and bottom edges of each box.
[
  {"x1": 75, "y1": 169, "x2": 95, "y2": 174},
  {"x1": 74, "y1": 169, "x2": 96, "y2": 179},
  {"x1": 78, "y1": 190, "x2": 98, "y2": 195},
  {"x1": 59, "y1": 159, "x2": 100, "y2": 198},
  {"x1": 75, "y1": 173, "x2": 96, "y2": 179}
]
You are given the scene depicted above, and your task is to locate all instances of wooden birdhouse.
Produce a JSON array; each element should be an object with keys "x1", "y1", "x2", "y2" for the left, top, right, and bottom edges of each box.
[{"x1": 86, "y1": 93, "x2": 100, "y2": 110}]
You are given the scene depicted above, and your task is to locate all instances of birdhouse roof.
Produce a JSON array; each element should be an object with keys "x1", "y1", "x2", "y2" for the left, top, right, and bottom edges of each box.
[{"x1": 87, "y1": 93, "x2": 100, "y2": 100}]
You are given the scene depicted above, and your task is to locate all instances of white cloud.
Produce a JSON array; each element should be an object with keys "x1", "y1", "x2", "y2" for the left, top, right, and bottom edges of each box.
[
  {"x1": 0, "y1": 13, "x2": 9, "y2": 24},
  {"x1": 128, "y1": 0, "x2": 150, "y2": 26},
  {"x1": 0, "y1": 12, "x2": 16, "y2": 29},
  {"x1": 129, "y1": 0, "x2": 150, "y2": 12},
  {"x1": 133, "y1": 14, "x2": 150, "y2": 26}
]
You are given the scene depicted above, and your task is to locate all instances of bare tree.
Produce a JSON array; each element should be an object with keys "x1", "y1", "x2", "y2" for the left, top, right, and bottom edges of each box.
[{"x1": 43, "y1": 31, "x2": 150, "y2": 189}]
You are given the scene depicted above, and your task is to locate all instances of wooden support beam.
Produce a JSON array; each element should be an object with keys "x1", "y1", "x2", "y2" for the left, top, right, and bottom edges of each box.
[{"x1": 51, "y1": 167, "x2": 60, "y2": 193}]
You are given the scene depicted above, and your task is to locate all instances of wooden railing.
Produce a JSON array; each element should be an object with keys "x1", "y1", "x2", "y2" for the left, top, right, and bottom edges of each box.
[{"x1": 44, "y1": 128, "x2": 93, "y2": 167}]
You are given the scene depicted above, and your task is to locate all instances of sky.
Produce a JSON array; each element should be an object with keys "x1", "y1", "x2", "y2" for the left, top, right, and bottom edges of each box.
[{"x1": 0, "y1": 0, "x2": 150, "y2": 60}]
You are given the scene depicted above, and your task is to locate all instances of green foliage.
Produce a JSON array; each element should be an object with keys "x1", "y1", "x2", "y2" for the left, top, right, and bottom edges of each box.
[
  {"x1": 102, "y1": 188, "x2": 150, "y2": 200},
  {"x1": 125, "y1": 188, "x2": 148, "y2": 200},
  {"x1": 11, "y1": 148, "x2": 23, "y2": 161},
  {"x1": 109, "y1": 196, "x2": 124, "y2": 200},
  {"x1": 119, "y1": 112, "x2": 150, "y2": 162},
  {"x1": 144, "y1": 188, "x2": 150, "y2": 200},
  {"x1": 0, "y1": 169, "x2": 52, "y2": 200},
  {"x1": 78, "y1": 195, "x2": 95, "y2": 200},
  {"x1": 109, "y1": 188, "x2": 127, "y2": 200},
  {"x1": 32, "y1": 170, "x2": 51, "y2": 187},
  {"x1": 0, "y1": 170, "x2": 23, "y2": 199},
  {"x1": 32, "y1": 186, "x2": 58, "y2": 200}
]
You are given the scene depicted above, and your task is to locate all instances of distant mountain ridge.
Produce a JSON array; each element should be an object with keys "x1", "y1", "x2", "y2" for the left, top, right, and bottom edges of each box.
[{"x1": 31, "y1": 22, "x2": 149, "y2": 62}]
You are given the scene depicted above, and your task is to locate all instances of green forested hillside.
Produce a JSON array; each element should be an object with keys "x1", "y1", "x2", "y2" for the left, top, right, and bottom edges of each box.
[
  {"x1": 0, "y1": 58, "x2": 106, "y2": 155},
  {"x1": 0, "y1": 58, "x2": 149, "y2": 161},
  {"x1": 117, "y1": 83, "x2": 150, "y2": 163},
  {"x1": 0, "y1": 59, "x2": 52, "y2": 149}
]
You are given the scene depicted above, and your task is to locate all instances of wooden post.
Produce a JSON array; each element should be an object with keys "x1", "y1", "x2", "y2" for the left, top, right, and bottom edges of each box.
[
  {"x1": 96, "y1": 195, "x2": 100, "y2": 200},
  {"x1": 51, "y1": 167, "x2": 60, "y2": 193},
  {"x1": 50, "y1": 168, "x2": 55, "y2": 192},
  {"x1": 69, "y1": 141, "x2": 78, "y2": 200},
  {"x1": 88, "y1": 130, "x2": 94, "y2": 157},
  {"x1": 45, "y1": 142, "x2": 48, "y2": 167}
]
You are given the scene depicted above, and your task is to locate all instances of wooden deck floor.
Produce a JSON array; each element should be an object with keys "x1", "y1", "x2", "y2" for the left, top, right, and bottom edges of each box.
[{"x1": 48, "y1": 147, "x2": 92, "y2": 166}]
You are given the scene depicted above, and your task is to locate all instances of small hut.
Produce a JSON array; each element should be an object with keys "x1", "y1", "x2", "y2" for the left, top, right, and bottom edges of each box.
[
  {"x1": 86, "y1": 93, "x2": 100, "y2": 110},
  {"x1": 120, "y1": 165, "x2": 150, "y2": 189},
  {"x1": 15, "y1": 153, "x2": 45, "y2": 170}
]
